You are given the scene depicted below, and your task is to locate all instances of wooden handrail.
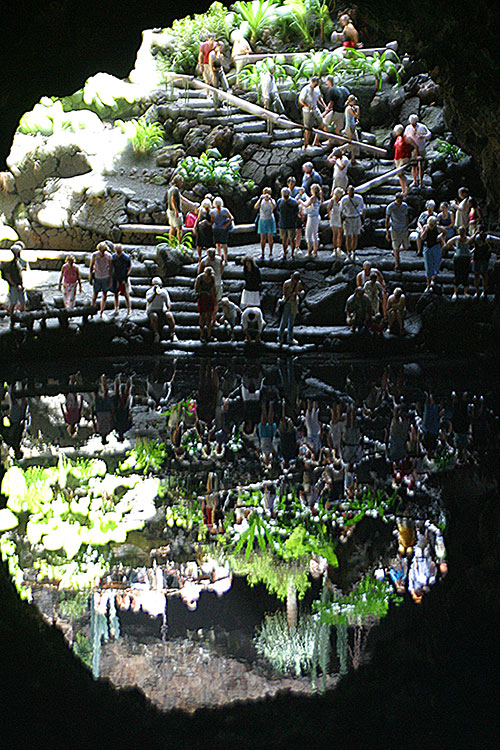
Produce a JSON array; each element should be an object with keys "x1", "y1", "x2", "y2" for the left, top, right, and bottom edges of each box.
[
  {"x1": 355, "y1": 161, "x2": 419, "y2": 194},
  {"x1": 163, "y1": 72, "x2": 387, "y2": 157}
]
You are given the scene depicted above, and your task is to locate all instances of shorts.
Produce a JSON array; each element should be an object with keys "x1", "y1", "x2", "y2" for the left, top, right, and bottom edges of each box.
[
  {"x1": 324, "y1": 110, "x2": 344, "y2": 131},
  {"x1": 391, "y1": 228, "x2": 410, "y2": 250},
  {"x1": 8, "y1": 286, "x2": 26, "y2": 307},
  {"x1": 113, "y1": 279, "x2": 129, "y2": 295},
  {"x1": 148, "y1": 309, "x2": 169, "y2": 329},
  {"x1": 303, "y1": 108, "x2": 323, "y2": 130},
  {"x1": 93, "y1": 277, "x2": 110, "y2": 294},
  {"x1": 167, "y1": 209, "x2": 183, "y2": 229},
  {"x1": 241, "y1": 289, "x2": 260, "y2": 308},
  {"x1": 395, "y1": 158, "x2": 410, "y2": 168},
  {"x1": 213, "y1": 227, "x2": 230, "y2": 244},
  {"x1": 280, "y1": 228, "x2": 295, "y2": 242},
  {"x1": 343, "y1": 216, "x2": 362, "y2": 236},
  {"x1": 474, "y1": 260, "x2": 489, "y2": 276}
]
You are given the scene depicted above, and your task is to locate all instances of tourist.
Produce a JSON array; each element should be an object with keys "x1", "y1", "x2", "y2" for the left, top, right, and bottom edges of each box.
[
  {"x1": 61, "y1": 385, "x2": 82, "y2": 438},
  {"x1": 58, "y1": 254, "x2": 82, "y2": 310},
  {"x1": 193, "y1": 198, "x2": 213, "y2": 261},
  {"x1": 340, "y1": 184, "x2": 365, "y2": 262},
  {"x1": 472, "y1": 229, "x2": 491, "y2": 298},
  {"x1": 146, "y1": 276, "x2": 177, "y2": 344},
  {"x1": 277, "y1": 187, "x2": 299, "y2": 260},
  {"x1": 195, "y1": 266, "x2": 217, "y2": 342},
  {"x1": 241, "y1": 255, "x2": 261, "y2": 309},
  {"x1": 385, "y1": 192, "x2": 410, "y2": 273},
  {"x1": 404, "y1": 114, "x2": 431, "y2": 188},
  {"x1": 420, "y1": 216, "x2": 445, "y2": 291},
  {"x1": 260, "y1": 61, "x2": 285, "y2": 115},
  {"x1": 437, "y1": 201, "x2": 455, "y2": 242},
  {"x1": 302, "y1": 161, "x2": 323, "y2": 195},
  {"x1": 468, "y1": 197, "x2": 482, "y2": 236},
  {"x1": 166, "y1": 174, "x2": 185, "y2": 242},
  {"x1": 326, "y1": 186, "x2": 344, "y2": 257},
  {"x1": 287, "y1": 175, "x2": 304, "y2": 249},
  {"x1": 258, "y1": 402, "x2": 276, "y2": 465},
  {"x1": 278, "y1": 270, "x2": 304, "y2": 346},
  {"x1": 345, "y1": 286, "x2": 370, "y2": 332},
  {"x1": 209, "y1": 41, "x2": 229, "y2": 105},
  {"x1": 220, "y1": 296, "x2": 241, "y2": 340},
  {"x1": 111, "y1": 243, "x2": 131, "y2": 316},
  {"x1": 2, "y1": 242, "x2": 26, "y2": 323},
  {"x1": 323, "y1": 77, "x2": 350, "y2": 135},
  {"x1": 451, "y1": 186, "x2": 470, "y2": 231},
  {"x1": 241, "y1": 306, "x2": 264, "y2": 344},
  {"x1": 89, "y1": 240, "x2": 113, "y2": 316},
  {"x1": 210, "y1": 196, "x2": 233, "y2": 264},
  {"x1": 230, "y1": 31, "x2": 252, "y2": 86},
  {"x1": 356, "y1": 260, "x2": 385, "y2": 290},
  {"x1": 416, "y1": 200, "x2": 437, "y2": 257},
  {"x1": 443, "y1": 226, "x2": 473, "y2": 299},
  {"x1": 298, "y1": 76, "x2": 327, "y2": 150},
  {"x1": 364, "y1": 271, "x2": 387, "y2": 317},
  {"x1": 198, "y1": 247, "x2": 224, "y2": 323},
  {"x1": 299, "y1": 183, "x2": 323, "y2": 258},
  {"x1": 337, "y1": 12, "x2": 361, "y2": 49},
  {"x1": 198, "y1": 34, "x2": 215, "y2": 88},
  {"x1": 254, "y1": 187, "x2": 277, "y2": 260},
  {"x1": 343, "y1": 94, "x2": 360, "y2": 163},
  {"x1": 386, "y1": 287, "x2": 406, "y2": 335},
  {"x1": 112, "y1": 374, "x2": 133, "y2": 442},
  {"x1": 327, "y1": 147, "x2": 349, "y2": 192},
  {"x1": 393, "y1": 124, "x2": 412, "y2": 196}
]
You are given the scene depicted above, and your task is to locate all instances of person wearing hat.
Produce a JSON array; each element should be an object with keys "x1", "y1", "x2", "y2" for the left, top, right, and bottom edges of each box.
[
  {"x1": 2, "y1": 242, "x2": 26, "y2": 324},
  {"x1": 146, "y1": 276, "x2": 177, "y2": 344},
  {"x1": 278, "y1": 271, "x2": 304, "y2": 346}
]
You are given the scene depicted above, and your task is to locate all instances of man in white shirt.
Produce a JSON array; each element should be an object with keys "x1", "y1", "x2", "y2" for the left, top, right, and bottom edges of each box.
[
  {"x1": 146, "y1": 276, "x2": 177, "y2": 343},
  {"x1": 260, "y1": 62, "x2": 285, "y2": 115},
  {"x1": 298, "y1": 76, "x2": 328, "y2": 149},
  {"x1": 404, "y1": 114, "x2": 431, "y2": 188},
  {"x1": 340, "y1": 184, "x2": 365, "y2": 261}
]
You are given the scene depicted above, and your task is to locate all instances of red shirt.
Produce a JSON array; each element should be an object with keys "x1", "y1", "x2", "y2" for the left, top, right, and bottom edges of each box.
[
  {"x1": 394, "y1": 135, "x2": 412, "y2": 161},
  {"x1": 200, "y1": 41, "x2": 213, "y2": 65}
]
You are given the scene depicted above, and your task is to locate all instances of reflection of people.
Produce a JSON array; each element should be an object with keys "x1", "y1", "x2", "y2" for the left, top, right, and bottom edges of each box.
[
  {"x1": 61, "y1": 386, "x2": 82, "y2": 437},
  {"x1": 93, "y1": 375, "x2": 114, "y2": 444},
  {"x1": 112, "y1": 375, "x2": 132, "y2": 441},
  {"x1": 278, "y1": 271, "x2": 304, "y2": 346}
]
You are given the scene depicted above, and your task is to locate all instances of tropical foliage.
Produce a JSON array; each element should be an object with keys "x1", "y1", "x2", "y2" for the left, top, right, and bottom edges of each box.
[
  {"x1": 0, "y1": 457, "x2": 160, "y2": 593},
  {"x1": 176, "y1": 149, "x2": 245, "y2": 188},
  {"x1": 255, "y1": 610, "x2": 318, "y2": 676},
  {"x1": 117, "y1": 118, "x2": 165, "y2": 155},
  {"x1": 314, "y1": 575, "x2": 402, "y2": 626},
  {"x1": 120, "y1": 437, "x2": 168, "y2": 474},
  {"x1": 155, "y1": 231, "x2": 195, "y2": 256},
  {"x1": 434, "y1": 138, "x2": 466, "y2": 163}
]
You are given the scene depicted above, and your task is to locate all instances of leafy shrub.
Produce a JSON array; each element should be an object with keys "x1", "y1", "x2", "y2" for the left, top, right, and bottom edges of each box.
[
  {"x1": 177, "y1": 149, "x2": 244, "y2": 188},
  {"x1": 155, "y1": 232, "x2": 194, "y2": 256},
  {"x1": 255, "y1": 610, "x2": 318, "y2": 676},
  {"x1": 155, "y1": 2, "x2": 234, "y2": 76},
  {"x1": 434, "y1": 138, "x2": 466, "y2": 163},
  {"x1": 233, "y1": 0, "x2": 280, "y2": 44},
  {"x1": 117, "y1": 118, "x2": 165, "y2": 155}
]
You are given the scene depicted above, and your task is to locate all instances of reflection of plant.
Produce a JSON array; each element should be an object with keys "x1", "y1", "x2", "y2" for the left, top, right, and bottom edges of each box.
[
  {"x1": 434, "y1": 138, "x2": 466, "y2": 163},
  {"x1": 74, "y1": 632, "x2": 93, "y2": 670},
  {"x1": 434, "y1": 444, "x2": 456, "y2": 470},
  {"x1": 314, "y1": 576, "x2": 402, "y2": 626},
  {"x1": 255, "y1": 610, "x2": 318, "y2": 676},
  {"x1": 117, "y1": 118, "x2": 164, "y2": 155},
  {"x1": 121, "y1": 438, "x2": 167, "y2": 474},
  {"x1": 58, "y1": 588, "x2": 90, "y2": 619},
  {"x1": 177, "y1": 149, "x2": 244, "y2": 188},
  {"x1": 228, "y1": 549, "x2": 311, "y2": 601}
]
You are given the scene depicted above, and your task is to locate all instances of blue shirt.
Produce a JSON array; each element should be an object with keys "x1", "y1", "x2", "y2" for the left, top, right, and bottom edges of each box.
[{"x1": 302, "y1": 170, "x2": 323, "y2": 196}]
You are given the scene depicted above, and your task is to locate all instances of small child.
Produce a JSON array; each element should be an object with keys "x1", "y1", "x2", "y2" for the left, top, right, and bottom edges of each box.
[
  {"x1": 369, "y1": 312, "x2": 384, "y2": 335},
  {"x1": 220, "y1": 296, "x2": 241, "y2": 340}
]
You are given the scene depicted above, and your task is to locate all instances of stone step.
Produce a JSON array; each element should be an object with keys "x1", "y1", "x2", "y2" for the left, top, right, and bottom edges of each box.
[
  {"x1": 233, "y1": 120, "x2": 267, "y2": 133},
  {"x1": 272, "y1": 127, "x2": 303, "y2": 140},
  {"x1": 270, "y1": 138, "x2": 303, "y2": 149}
]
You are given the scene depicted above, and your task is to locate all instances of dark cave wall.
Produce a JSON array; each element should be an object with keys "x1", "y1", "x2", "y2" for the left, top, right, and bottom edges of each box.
[{"x1": 360, "y1": 0, "x2": 500, "y2": 219}]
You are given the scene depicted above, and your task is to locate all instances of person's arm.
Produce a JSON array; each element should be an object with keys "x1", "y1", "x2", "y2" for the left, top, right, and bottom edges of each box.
[
  {"x1": 254, "y1": 196, "x2": 263, "y2": 210},
  {"x1": 58, "y1": 266, "x2": 64, "y2": 290},
  {"x1": 194, "y1": 275, "x2": 201, "y2": 293},
  {"x1": 197, "y1": 259, "x2": 205, "y2": 276},
  {"x1": 89, "y1": 254, "x2": 95, "y2": 281},
  {"x1": 76, "y1": 266, "x2": 82, "y2": 291},
  {"x1": 443, "y1": 235, "x2": 458, "y2": 252},
  {"x1": 180, "y1": 193, "x2": 198, "y2": 213},
  {"x1": 385, "y1": 207, "x2": 390, "y2": 237},
  {"x1": 318, "y1": 96, "x2": 326, "y2": 111}
]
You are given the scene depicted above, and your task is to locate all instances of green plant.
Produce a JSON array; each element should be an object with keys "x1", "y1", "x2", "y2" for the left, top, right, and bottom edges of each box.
[
  {"x1": 255, "y1": 610, "x2": 318, "y2": 676},
  {"x1": 367, "y1": 49, "x2": 402, "y2": 90},
  {"x1": 156, "y1": 2, "x2": 235, "y2": 76},
  {"x1": 239, "y1": 56, "x2": 290, "y2": 97},
  {"x1": 73, "y1": 632, "x2": 93, "y2": 669},
  {"x1": 121, "y1": 438, "x2": 167, "y2": 474},
  {"x1": 155, "y1": 232, "x2": 194, "y2": 256},
  {"x1": 434, "y1": 138, "x2": 466, "y2": 162},
  {"x1": 117, "y1": 117, "x2": 165, "y2": 155},
  {"x1": 58, "y1": 588, "x2": 90, "y2": 619},
  {"x1": 233, "y1": 0, "x2": 279, "y2": 44},
  {"x1": 282, "y1": 0, "x2": 314, "y2": 45},
  {"x1": 177, "y1": 149, "x2": 244, "y2": 188},
  {"x1": 314, "y1": 576, "x2": 402, "y2": 626}
]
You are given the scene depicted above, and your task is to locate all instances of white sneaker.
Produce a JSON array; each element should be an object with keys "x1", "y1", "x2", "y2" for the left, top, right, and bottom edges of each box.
[
  {"x1": 451, "y1": 293, "x2": 457, "y2": 301},
  {"x1": 172, "y1": 334, "x2": 178, "y2": 342},
  {"x1": 110, "y1": 309, "x2": 117, "y2": 318},
  {"x1": 481, "y1": 292, "x2": 486, "y2": 299}
]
